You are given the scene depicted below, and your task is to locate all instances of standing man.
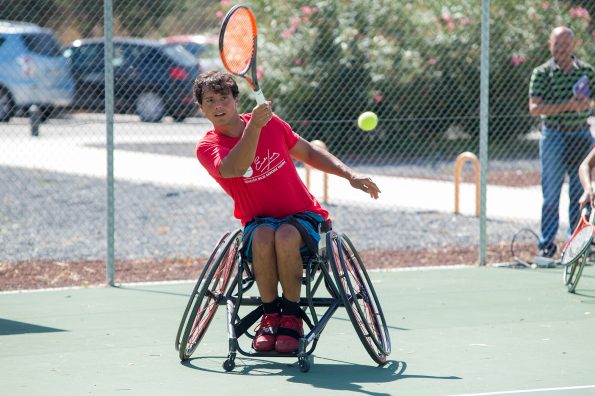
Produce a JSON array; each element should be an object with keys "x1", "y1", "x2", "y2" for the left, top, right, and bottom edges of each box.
[
  {"x1": 529, "y1": 26, "x2": 594, "y2": 258},
  {"x1": 194, "y1": 71, "x2": 380, "y2": 353}
]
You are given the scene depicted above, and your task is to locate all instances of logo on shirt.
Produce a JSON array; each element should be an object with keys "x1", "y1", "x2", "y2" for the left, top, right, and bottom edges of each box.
[{"x1": 243, "y1": 149, "x2": 285, "y2": 183}]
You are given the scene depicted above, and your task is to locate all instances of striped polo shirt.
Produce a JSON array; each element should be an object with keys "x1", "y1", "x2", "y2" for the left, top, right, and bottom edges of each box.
[{"x1": 529, "y1": 57, "x2": 594, "y2": 129}]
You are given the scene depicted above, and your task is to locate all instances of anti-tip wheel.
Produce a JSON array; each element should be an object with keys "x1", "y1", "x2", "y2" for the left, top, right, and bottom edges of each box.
[
  {"x1": 223, "y1": 359, "x2": 235, "y2": 372},
  {"x1": 298, "y1": 357, "x2": 310, "y2": 372}
]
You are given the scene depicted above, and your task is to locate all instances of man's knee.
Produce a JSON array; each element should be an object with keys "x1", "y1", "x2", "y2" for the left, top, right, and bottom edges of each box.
[
  {"x1": 251, "y1": 226, "x2": 275, "y2": 257},
  {"x1": 274, "y1": 224, "x2": 302, "y2": 253}
]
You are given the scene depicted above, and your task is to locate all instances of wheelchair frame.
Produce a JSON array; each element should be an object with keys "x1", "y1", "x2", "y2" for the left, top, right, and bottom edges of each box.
[{"x1": 175, "y1": 227, "x2": 391, "y2": 372}]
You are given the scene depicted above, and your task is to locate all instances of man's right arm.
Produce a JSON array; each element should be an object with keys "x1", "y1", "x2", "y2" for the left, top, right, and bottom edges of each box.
[
  {"x1": 529, "y1": 95, "x2": 591, "y2": 117},
  {"x1": 578, "y1": 148, "x2": 595, "y2": 209},
  {"x1": 529, "y1": 68, "x2": 591, "y2": 116},
  {"x1": 218, "y1": 102, "x2": 273, "y2": 178}
]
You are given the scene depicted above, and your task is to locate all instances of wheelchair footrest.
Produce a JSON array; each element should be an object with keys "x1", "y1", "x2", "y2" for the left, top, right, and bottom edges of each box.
[{"x1": 242, "y1": 348, "x2": 312, "y2": 358}]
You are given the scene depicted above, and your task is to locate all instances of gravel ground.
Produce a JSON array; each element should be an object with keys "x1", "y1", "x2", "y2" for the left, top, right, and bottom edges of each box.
[
  {"x1": 2, "y1": 163, "x2": 544, "y2": 291},
  {"x1": 0, "y1": 166, "x2": 534, "y2": 264}
]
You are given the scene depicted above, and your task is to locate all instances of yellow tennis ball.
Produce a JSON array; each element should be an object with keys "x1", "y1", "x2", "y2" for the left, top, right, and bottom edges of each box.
[{"x1": 357, "y1": 111, "x2": 378, "y2": 132}]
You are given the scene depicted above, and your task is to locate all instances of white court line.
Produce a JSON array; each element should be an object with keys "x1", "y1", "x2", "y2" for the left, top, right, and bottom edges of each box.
[{"x1": 447, "y1": 384, "x2": 595, "y2": 396}]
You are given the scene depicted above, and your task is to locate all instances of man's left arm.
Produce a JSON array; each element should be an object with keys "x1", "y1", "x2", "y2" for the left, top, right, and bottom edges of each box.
[{"x1": 289, "y1": 138, "x2": 380, "y2": 199}]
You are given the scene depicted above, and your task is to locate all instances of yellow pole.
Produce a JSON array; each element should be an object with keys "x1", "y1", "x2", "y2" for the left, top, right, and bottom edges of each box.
[{"x1": 454, "y1": 152, "x2": 480, "y2": 217}]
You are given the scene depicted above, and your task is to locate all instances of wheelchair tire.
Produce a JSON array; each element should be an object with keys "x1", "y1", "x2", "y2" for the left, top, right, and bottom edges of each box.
[
  {"x1": 175, "y1": 231, "x2": 231, "y2": 352},
  {"x1": 564, "y1": 251, "x2": 587, "y2": 293},
  {"x1": 327, "y1": 231, "x2": 391, "y2": 365},
  {"x1": 177, "y1": 229, "x2": 242, "y2": 361}
]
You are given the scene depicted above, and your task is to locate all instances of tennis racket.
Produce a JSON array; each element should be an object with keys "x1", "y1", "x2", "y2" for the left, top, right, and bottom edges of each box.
[
  {"x1": 219, "y1": 4, "x2": 265, "y2": 104},
  {"x1": 510, "y1": 228, "x2": 540, "y2": 268},
  {"x1": 561, "y1": 205, "x2": 593, "y2": 292},
  {"x1": 561, "y1": 206, "x2": 594, "y2": 265}
]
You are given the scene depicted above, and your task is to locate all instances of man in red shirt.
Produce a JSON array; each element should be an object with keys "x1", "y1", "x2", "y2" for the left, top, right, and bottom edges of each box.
[{"x1": 195, "y1": 71, "x2": 380, "y2": 353}]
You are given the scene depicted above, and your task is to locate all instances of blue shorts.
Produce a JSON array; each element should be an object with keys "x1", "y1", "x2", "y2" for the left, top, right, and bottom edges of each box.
[{"x1": 241, "y1": 212, "x2": 325, "y2": 262}]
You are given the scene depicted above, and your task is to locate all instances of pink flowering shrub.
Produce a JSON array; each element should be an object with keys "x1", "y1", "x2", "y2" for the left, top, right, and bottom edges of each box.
[{"x1": 218, "y1": 0, "x2": 593, "y2": 150}]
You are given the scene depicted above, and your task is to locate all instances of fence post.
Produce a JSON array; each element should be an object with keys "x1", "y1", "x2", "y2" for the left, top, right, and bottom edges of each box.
[
  {"x1": 105, "y1": 0, "x2": 115, "y2": 286},
  {"x1": 479, "y1": 0, "x2": 491, "y2": 266}
]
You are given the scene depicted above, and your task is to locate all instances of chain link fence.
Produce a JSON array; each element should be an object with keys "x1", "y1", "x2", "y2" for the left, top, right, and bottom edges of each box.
[{"x1": 0, "y1": 0, "x2": 593, "y2": 287}]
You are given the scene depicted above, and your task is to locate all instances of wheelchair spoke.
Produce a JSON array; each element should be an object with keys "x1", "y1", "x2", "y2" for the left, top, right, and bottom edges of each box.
[{"x1": 328, "y1": 232, "x2": 391, "y2": 364}]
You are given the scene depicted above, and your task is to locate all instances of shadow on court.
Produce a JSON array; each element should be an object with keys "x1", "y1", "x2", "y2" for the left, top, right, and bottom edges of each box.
[
  {"x1": 0, "y1": 318, "x2": 65, "y2": 336},
  {"x1": 183, "y1": 357, "x2": 460, "y2": 396}
]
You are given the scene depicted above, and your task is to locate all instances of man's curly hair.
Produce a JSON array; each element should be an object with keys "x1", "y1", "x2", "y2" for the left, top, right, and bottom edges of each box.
[{"x1": 193, "y1": 71, "x2": 239, "y2": 105}]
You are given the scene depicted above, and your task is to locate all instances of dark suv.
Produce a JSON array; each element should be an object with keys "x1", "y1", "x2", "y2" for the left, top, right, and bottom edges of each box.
[{"x1": 63, "y1": 38, "x2": 199, "y2": 122}]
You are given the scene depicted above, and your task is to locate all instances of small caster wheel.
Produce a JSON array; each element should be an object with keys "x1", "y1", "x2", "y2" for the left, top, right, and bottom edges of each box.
[
  {"x1": 223, "y1": 359, "x2": 235, "y2": 372},
  {"x1": 298, "y1": 357, "x2": 310, "y2": 372}
]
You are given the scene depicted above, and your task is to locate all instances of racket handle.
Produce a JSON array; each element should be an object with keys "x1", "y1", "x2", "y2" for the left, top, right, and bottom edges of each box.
[{"x1": 253, "y1": 89, "x2": 266, "y2": 104}]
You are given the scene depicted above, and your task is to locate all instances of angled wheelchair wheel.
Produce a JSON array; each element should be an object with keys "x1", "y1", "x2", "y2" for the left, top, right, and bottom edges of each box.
[
  {"x1": 564, "y1": 251, "x2": 587, "y2": 293},
  {"x1": 175, "y1": 231, "x2": 232, "y2": 353},
  {"x1": 177, "y1": 229, "x2": 242, "y2": 361},
  {"x1": 327, "y1": 231, "x2": 391, "y2": 364}
]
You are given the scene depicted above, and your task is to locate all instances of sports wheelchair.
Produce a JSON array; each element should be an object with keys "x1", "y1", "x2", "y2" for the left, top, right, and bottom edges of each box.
[{"x1": 175, "y1": 222, "x2": 391, "y2": 372}]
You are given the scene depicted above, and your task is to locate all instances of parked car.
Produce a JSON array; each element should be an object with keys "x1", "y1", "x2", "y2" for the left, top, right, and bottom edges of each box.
[
  {"x1": 162, "y1": 35, "x2": 223, "y2": 73},
  {"x1": 63, "y1": 38, "x2": 199, "y2": 122},
  {"x1": 0, "y1": 20, "x2": 74, "y2": 122}
]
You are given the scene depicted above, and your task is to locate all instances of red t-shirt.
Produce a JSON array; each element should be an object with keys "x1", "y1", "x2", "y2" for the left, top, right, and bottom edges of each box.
[{"x1": 196, "y1": 113, "x2": 329, "y2": 225}]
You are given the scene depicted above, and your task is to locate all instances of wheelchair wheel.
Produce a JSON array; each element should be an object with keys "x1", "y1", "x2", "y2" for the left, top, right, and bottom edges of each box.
[
  {"x1": 564, "y1": 251, "x2": 587, "y2": 293},
  {"x1": 177, "y1": 229, "x2": 242, "y2": 361},
  {"x1": 175, "y1": 231, "x2": 232, "y2": 353},
  {"x1": 327, "y1": 232, "x2": 391, "y2": 364}
]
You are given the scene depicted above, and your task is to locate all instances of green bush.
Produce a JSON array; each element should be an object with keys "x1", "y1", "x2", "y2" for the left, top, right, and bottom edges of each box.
[{"x1": 228, "y1": 0, "x2": 593, "y2": 155}]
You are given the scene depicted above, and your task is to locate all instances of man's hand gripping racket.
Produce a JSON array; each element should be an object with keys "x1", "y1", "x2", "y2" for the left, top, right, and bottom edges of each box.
[
  {"x1": 560, "y1": 205, "x2": 595, "y2": 266},
  {"x1": 219, "y1": 4, "x2": 266, "y2": 105}
]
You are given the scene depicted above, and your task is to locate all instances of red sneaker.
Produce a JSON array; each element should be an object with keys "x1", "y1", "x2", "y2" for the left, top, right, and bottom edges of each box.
[
  {"x1": 275, "y1": 315, "x2": 303, "y2": 353},
  {"x1": 252, "y1": 313, "x2": 281, "y2": 352}
]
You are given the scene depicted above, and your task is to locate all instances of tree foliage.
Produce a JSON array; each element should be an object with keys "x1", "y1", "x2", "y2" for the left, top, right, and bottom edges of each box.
[{"x1": 2, "y1": 0, "x2": 592, "y2": 155}]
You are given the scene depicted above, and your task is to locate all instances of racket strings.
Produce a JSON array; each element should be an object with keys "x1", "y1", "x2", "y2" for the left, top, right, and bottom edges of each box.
[
  {"x1": 221, "y1": 9, "x2": 257, "y2": 74},
  {"x1": 561, "y1": 226, "x2": 593, "y2": 265}
]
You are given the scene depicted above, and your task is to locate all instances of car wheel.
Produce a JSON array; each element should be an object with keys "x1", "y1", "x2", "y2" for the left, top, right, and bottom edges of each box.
[
  {"x1": 0, "y1": 88, "x2": 14, "y2": 122},
  {"x1": 136, "y1": 92, "x2": 165, "y2": 122}
]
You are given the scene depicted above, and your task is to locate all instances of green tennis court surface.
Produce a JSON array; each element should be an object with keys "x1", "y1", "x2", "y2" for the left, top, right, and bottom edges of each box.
[{"x1": 1, "y1": 265, "x2": 595, "y2": 396}]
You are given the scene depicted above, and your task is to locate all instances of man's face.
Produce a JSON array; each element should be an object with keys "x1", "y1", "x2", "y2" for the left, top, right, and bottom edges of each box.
[
  {"x1": 548, "y1": 31, "x2": 575, "y2": 63},
  {"x1": 200, "y1": 87, "x2": 238, "y2": 126}
]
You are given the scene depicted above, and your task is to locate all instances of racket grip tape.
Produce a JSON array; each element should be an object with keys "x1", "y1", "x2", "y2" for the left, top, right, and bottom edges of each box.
[{"x1": 253, "y1": 89, "x2": 266, "y2": 104}]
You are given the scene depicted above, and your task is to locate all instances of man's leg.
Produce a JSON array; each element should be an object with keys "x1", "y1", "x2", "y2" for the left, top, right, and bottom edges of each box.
[
  {"x1": 250, "y1": 225, "x2": 281, "y2": 352},
  {"x1": 251, "y1": 226, "x2": 278, "y2": 303},
  {"x1": 539, "y1": 128, "x2": 565, "y2": 254},
  {"x1": 274, "y1": 223, "x2": 305, "y2": 353},
  {"x1": 274, "y1": 223, "x2": 304, "y2": 302}
]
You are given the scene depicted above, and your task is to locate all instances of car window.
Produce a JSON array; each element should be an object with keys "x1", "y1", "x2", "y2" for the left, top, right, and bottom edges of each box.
[
  {"x1": 22, "y1": 33, "x2": 62, "y2": 57},
  {"x1": 162, "y1": 44, "x2": 196, "y2": 67},
  {"x1": 178, "y1": 42, "x2": 206, "y2": 57},
  {"x1": 118, "y1": 44, "x2": 158, "y2": 66},
  {"x1": 113, "y1": 45, "x2": 125, "y2": 66},
  {"x1": 65, "y1": 44, "x2": 104, "y2": 67}
]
